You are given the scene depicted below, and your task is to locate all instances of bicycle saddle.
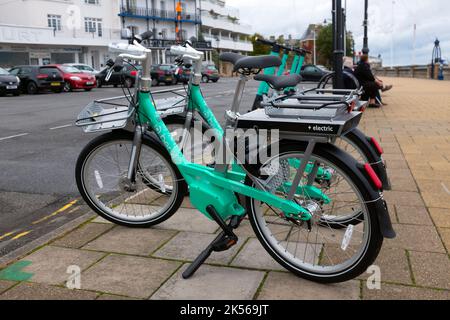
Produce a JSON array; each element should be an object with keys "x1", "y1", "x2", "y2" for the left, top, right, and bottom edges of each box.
[
  {"x1": 219, "y1": 52, "x2": 281, "y2": 72},
  {"x1": 254, "y1": 74, "x2": 302, "y2": 91}
]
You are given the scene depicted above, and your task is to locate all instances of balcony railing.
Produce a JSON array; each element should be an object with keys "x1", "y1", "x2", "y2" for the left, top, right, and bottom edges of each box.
[
  {"x1": 119, "y1": 6, "x2": 202, "y2": 24},
  {"x1": 146, "y1": 39, "x2": 212, "y2": 50}
]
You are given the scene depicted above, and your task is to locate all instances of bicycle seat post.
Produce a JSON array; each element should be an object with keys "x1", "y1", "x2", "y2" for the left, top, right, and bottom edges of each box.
[{"x1": 225, "y1": 74, "x2": 248, "y2": 128}]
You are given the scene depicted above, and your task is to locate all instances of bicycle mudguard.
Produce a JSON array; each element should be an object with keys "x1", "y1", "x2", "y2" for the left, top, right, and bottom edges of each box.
[
  {"x1": 346, "y1": 128, "x2": 391, "y2": 191},
  {"x1": 316, "y1": 142, "x2": 396, "y2": 239}
]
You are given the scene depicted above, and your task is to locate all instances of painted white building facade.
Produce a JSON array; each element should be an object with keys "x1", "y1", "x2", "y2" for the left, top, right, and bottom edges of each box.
[
  {"x1": 118, "y1": 0, "x2": 210, "y2": 65},
  {"x1": 0, "y1": 0, "x2": 122, "y2": 69},
  {"x1": 200, "y1": 0, "x2": 253, "y2": 57}
]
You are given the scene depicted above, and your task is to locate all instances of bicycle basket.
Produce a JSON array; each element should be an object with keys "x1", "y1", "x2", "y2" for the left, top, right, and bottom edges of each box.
[{"x1": 76, "y1": 96, "x2": 135, "y2": 133}]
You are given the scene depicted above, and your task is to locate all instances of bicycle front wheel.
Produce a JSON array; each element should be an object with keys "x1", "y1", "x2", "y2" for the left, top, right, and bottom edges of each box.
[
  {"x1": 76, "y1": 130, "x2": 187, "y2": 228},
  {"x1": 245, "y1": 142, "x2": 383, "y2": 283}
]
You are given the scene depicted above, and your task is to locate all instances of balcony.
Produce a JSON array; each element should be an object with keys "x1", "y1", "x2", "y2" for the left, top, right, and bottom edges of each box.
[
  {"x1": 203, "y1": 35, "x2": 253, "y2": 52},
  {"x1": 201, "y1": 0, "x2": 240, "y2": 19},
  {"x1": 146, "y1": 38, "x2": 212, "y2": 50},
  {"x1": 201, "y1": 15, "x2": 252, "y2": 35},
  {"x1": 119, "y1": 6, "x2": 202, "y2": 24}
]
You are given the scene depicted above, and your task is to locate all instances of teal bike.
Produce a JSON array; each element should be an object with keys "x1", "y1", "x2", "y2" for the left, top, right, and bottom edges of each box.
[
  {"x1": 250, "y1": 38, "x2": 391, "y2": 191},
  {"x1": 75, "y1": 31, "x2": 395, "y2": 283}
]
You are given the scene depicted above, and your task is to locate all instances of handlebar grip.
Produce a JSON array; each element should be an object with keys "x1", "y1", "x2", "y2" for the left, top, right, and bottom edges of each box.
[{"x1": 255, "y1": 37, "x2": 276, "y2": 46}]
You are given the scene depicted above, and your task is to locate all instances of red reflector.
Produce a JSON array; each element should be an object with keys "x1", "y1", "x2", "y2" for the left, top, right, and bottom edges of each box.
[
  {"x1": 371, "y1": 137, "x2": 384, "y2": 155},
  {"x1": 37, "y1": 74, "x2": 47, "y2": 79},
  {"x1": 364, "y1": 163, "x2": 383, "y2": 190},
  {"x1": 347, "y1": 101, "x2": 356, "y2": 113},
  {"x1": 130, "y1": 70, "x2": 138, "y2": 77}
]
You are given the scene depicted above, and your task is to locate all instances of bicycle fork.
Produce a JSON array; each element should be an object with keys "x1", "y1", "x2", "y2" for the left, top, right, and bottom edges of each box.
[{"x1": 123, "y1": 125, "x2": 143, "y2": 192}]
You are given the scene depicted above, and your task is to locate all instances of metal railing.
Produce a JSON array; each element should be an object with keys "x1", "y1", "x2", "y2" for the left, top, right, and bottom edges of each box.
[
  {"x1": 145, "y1": 38, "x2": 212, "y2": 49},
  {"x1": 119, "y1": 6, "x2": 202, "y2": 23}
]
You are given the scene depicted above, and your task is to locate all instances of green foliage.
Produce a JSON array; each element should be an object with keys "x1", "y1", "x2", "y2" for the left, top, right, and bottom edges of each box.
[
  {"x1": 250, "y1": 33, "x2": 271, "y2": 56},
  {"x1": 316, "y1": 24, "x2": 354, "y2": 68}
]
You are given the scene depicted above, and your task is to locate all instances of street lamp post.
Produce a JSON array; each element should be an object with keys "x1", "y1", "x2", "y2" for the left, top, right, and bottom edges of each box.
[
  {"x1": 333, "y1": 0, "x2": 345, "y2": 89},
  {"x1": 362, "y1": 0, "x2": 369, "y2": 55}
]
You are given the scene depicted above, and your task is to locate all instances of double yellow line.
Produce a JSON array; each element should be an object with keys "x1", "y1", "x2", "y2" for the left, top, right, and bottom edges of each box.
[{"x1": 0, "y1": 200, "x2": 78, "y2": 242}]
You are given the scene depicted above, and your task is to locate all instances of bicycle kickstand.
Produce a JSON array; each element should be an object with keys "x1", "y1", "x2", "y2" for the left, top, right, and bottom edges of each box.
[{"x1": 182, "y1": 206, "x2": 242, "y2": 279}]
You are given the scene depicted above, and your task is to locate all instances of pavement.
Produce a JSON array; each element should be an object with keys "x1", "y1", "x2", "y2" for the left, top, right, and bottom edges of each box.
[
  {"x1": 0, "y1": 77, "x2": 449, "y2": 300},
  {"x1": 0, "y1": 78, "x2": 249, "y2": 258}
]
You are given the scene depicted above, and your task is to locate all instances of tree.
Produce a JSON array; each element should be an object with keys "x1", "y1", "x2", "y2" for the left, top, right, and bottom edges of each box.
[
  {"x1": 316, "y1": 24, "x2": 354, "y2": 68},
  {"x1": 250, "y1": 33, "x2": 271, "y2": 56}
]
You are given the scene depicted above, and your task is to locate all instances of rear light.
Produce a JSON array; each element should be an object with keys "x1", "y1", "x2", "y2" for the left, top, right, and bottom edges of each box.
[
  {"x1": 347, "y1": 101, "x2": 356, "y2": 113},
  {"x1": 371, "y1": 137, "x2": 384, "y2": 156},
  {"x1": 130, "y1": 70, "x2": 138, "y2": 77},
  {"x1": 364, "y1": 163, "x2": 383, "y2": 190},
  {"x1": 37, "y1": 74, "x2": 48, "y2": 79}
]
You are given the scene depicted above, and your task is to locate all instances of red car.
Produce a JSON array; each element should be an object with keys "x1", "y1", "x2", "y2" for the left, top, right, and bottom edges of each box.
[{"x1": 48, "y1": 64, "x2": 97, "y2": 92}]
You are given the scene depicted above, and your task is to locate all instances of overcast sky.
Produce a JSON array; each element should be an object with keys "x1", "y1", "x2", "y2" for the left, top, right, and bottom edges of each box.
[{"x1": 227, "y1": 0, "x2": 450, "y2": 66}]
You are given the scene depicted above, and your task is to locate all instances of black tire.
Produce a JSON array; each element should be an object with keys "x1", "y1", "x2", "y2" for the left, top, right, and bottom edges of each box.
[
  {"x1": 152, "y1": 78, "x2": 158, "y2": 87},
  {"x1": 26, "y1": 82, "x2": 38, "y2": 95},
  {"x1": 202, "y1": 75, "x2": 209, "y2": 83},
  {"x1": 97, "y1": 79, "x2": 103, "y2": 88},
  {"x1": 244, "y1": 141, "x2": 384, "y2": 283},
  {"x1": 76, "y1": 130, "x2": 187, "y2": 228},
  {"x1": 85, "y1": 88, "x2": 93, "y2": 92},
  {"x1": 212, "y1": 79, "x2": 219, "y2": 83}
]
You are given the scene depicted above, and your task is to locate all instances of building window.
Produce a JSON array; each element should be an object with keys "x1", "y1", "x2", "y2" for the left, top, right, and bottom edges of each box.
[
  {"x1": 48, "y1": 15, "x2": 62, "y2": 31},
  {"x1": 85, "y1": 0, "x2": 100, "y2": 4},
  {"x1": 85, "y1": 18, "x2": 103, "y2": 37}
]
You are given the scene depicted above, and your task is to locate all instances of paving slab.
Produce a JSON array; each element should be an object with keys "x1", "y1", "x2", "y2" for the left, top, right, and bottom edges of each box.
[
  {"x1": 385, "y1": 224, "x2": 446, "y2": 253},
  {"x1": 409, "y1": 251, "x2": 450, "y2": 290},
  {"x1": 155, "y1": 208, "x2": 218, "y2": 234},
  {"x1": 151, "y1": 264, "x2": 265, "y2": 300},
  {"x1": 97, "y1": 294, "x2": 140, "y2": 300},
  {"x1": 92, "y1": 216, "x2": 113, "y2": 224},
  {"x1": 358, "y1": 247, "x2": 412, "y2": 285},
  {"x1": 0, "y1": 280, "x2": 16, "y2": 294},
  {"x1": 362, "y1": 283, "x2": 450, "y2": 300},
  {"x1": 429, "y1": 208, "x2": 450, "y2": 228},
  {"x1": 81, "y1": 254, "x2": 181, "y2": 299},
  {"x1": 438, "y1": 228, "x2": 450, "y2": 251},
  {"x1": 153, "y1": 232, "x2": 243, "y2": 265},
  {"x1": 83, "y1": 227, "x2": 176, "y2": 256},
  {"x1": 0, "y1": 282, "x2": 98, "y2": 300},
  {"x1": 52, "y1": 223, "x2": 114, "y2": 249},
  {"x1": 230, "y1": 238, "x2": 286, "y2": 271},
  {"x1": 257, "y1": 272, "x2": 360, "y2": 300},
  {"x1": 395, "y1": 206, "x2": 434, "y2": 226},
  {"x1": 383, "y1": 191, "x2": 425, "y2": 207},
  {"x1": 20, "y1": 246, "x2": 105, "y2": 286}
]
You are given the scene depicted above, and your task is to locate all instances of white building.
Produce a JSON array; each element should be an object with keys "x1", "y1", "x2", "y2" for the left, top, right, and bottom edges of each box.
[
  {"x1": 119, "y1": 0, "x2": 211, "y2": 65},
  {"x1": 0, "y1": 0, "x2": 122, "y2": 69},
  {"x1": 200, "y1": 0, "x2": 253, "y2": 55}
]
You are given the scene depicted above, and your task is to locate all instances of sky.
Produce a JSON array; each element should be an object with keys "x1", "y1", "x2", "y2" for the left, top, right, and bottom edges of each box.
[{"x1": 227, "y1": 0, "x2": 450, "y2": 67}]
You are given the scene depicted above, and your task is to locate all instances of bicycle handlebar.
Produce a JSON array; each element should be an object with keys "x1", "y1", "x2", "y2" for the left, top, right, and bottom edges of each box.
[{"x1": 255, "y1": 38, "x2": 311, "y2": 55}]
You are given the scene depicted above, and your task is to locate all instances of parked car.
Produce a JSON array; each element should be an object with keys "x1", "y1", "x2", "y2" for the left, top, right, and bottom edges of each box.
[
  {"x1": 9, "y1": 65, "x2": 64, "y2": 94},
  {"x1": 176, "y1": 66, "x2": 192, "y2": 84},
  {"x1": 151, "y1": 64, "x2": 176, "y2": 86},
  {"x1": 96, "y1": 64, "x2": 140, "y2": 88},
  {"x1": 64, "y1": 63, "x2": 100, "y2": 75},
  {"x1": 0, "y1": 67, "x2": 21, "y2": 96},
  {"x1": 48, "y1": 65, "x2": 97, "y2": 92},
  {"x1": 300, "y1": 64, "x2": 331, "y2": 82},
  {"x1": 201, "y1": 65, "x2": 220, "y2": 83}
]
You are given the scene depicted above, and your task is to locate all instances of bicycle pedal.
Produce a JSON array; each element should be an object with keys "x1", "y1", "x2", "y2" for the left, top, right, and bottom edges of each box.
[{"x1": 212, "y1": 234, "x2": 238, "y2": 252}]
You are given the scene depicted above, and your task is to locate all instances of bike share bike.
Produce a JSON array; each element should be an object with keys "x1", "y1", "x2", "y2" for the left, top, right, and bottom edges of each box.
[
  {"x1": 75, "y1": 31, "x2": 395, "y2": 283},
  {"x1": 251, "y1": 38, "x2": 391, "y2": 191}
]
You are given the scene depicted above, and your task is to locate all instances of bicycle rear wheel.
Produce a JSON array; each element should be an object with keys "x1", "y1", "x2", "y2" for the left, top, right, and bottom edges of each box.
[
  {"x1": 245, "y1": 141, "x2": 383, "y2": 283},
  {"x1": 76, "y1": 130, "x2": 187, "y2": 227}
]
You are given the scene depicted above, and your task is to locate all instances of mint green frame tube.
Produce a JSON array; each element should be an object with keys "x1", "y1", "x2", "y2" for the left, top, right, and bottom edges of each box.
[{"x1": 139, "y1": 90, "x2": 311, "y2": 222}]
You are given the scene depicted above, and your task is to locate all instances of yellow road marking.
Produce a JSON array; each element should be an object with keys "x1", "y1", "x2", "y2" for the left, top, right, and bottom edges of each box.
[
  {"x1": 32, "y1": 200, "x2": 78, "y2": 225},
  {"x1": 0, "y1": 232, "x2": 15, "y2": 241},
  {"x1": 11, "y1": 231, "x2": 31, "y2": 240}
]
